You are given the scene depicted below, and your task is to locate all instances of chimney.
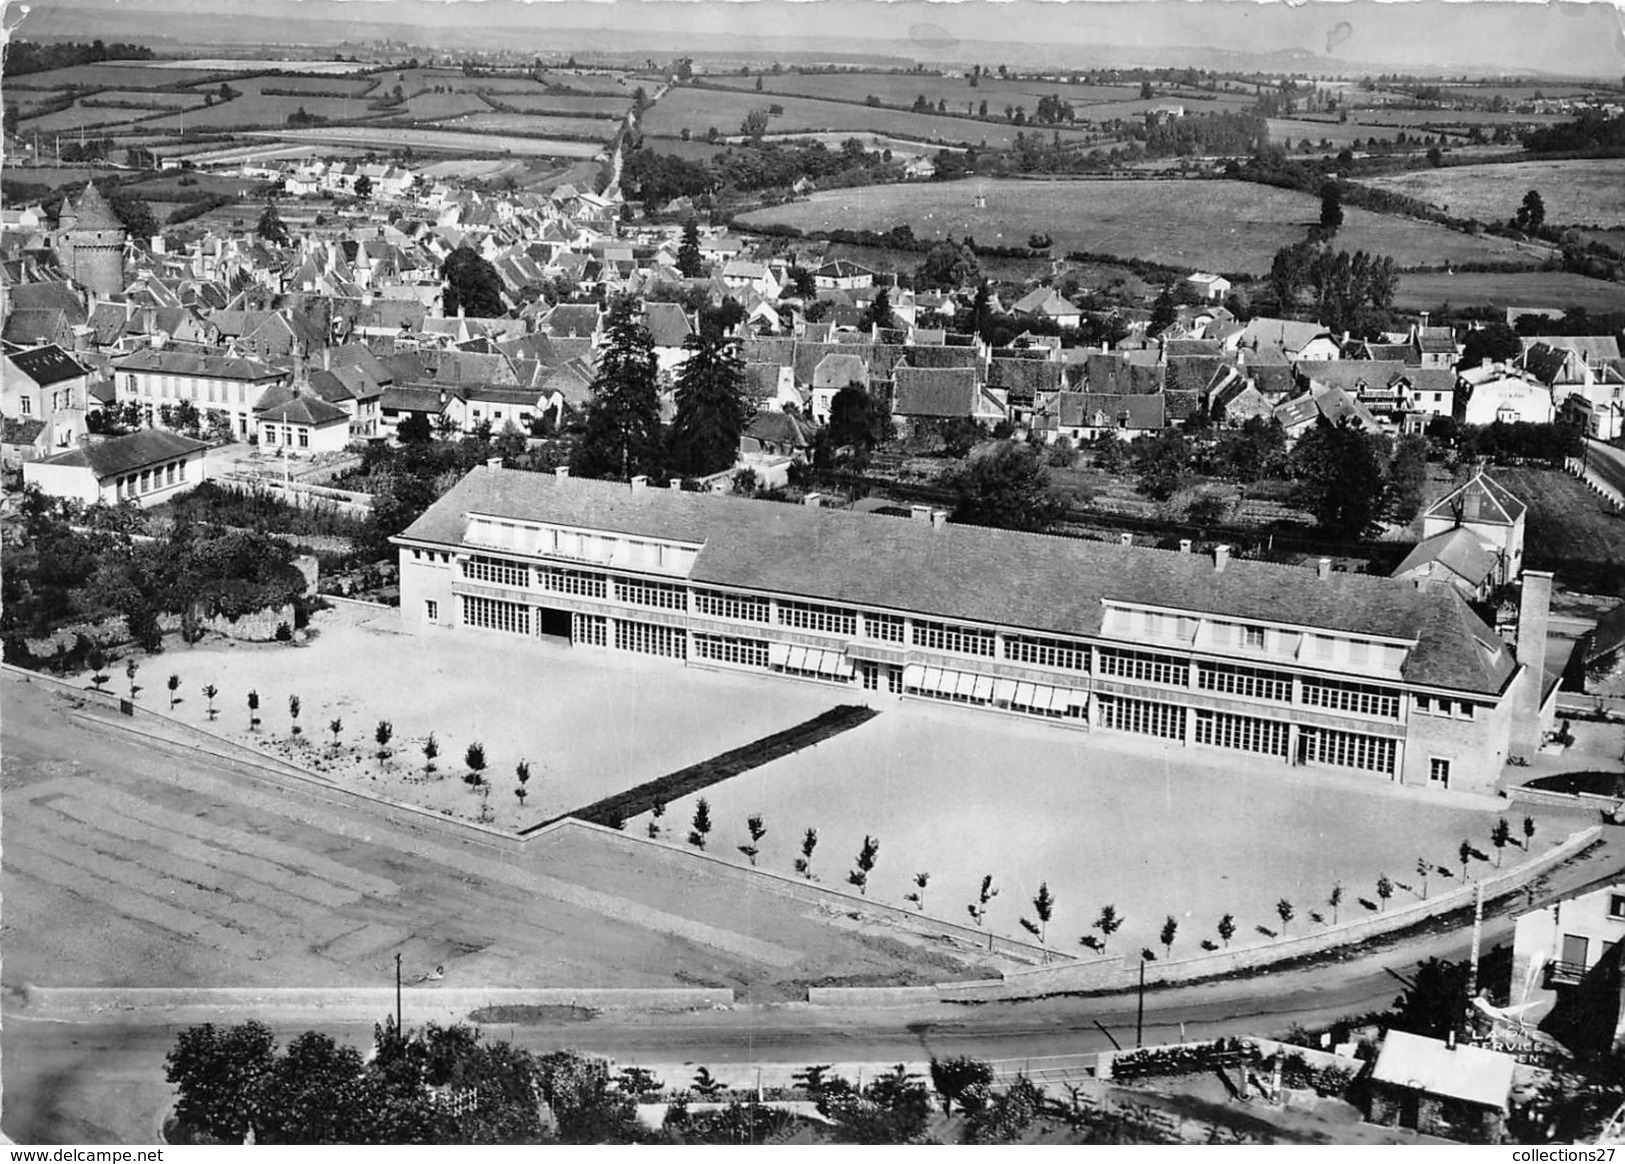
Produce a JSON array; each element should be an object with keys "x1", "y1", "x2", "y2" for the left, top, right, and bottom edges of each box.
[
  {"x1": 630, "y1": 474, "x2": 648, "y2": 493},
  {"x1": 930, "y1": 508, "x2": 948, "y2": 529},
  {"x1": 1214, "y1": 544, "x2": 1231, "y2": 572},
  {"x1": 1446, "y1": 1029, "x2": 1457, "y2": 1052},
  {"x1": 669, "y1": 478, "x2": 683, "y2": 491},
  {"x1": 802, "y1": 492, "x2": 824, "y2": 507},
  {"x1": 1510, "y1": 570, "x2": 1554, "y2": 763},
  {"x1": 911, "y1": 504, "x2": 933, "y2": 522},
  {"x1": 1317, "y1": 557, "x2": 1332, "y2": 580},
  {"x1": 323, "y1": 348, "x2": 332, "y2": 372},
  {"x1": 554, "y1": 466, "x2": 570, "y2": 480},
  {"x1": 486, "y1": 456, "x2": 503, "y2": 471},
  {"x1": 1178, "y1": 539, "x2": 1192, "y2": 554},
  {"x1": 1119, "y1": 533, "x2": 1133, "y2": 547}
]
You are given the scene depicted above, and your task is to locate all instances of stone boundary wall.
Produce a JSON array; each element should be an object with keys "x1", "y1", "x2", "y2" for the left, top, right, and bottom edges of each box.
[
  {"x1": 24, "y1": 985, "x2": 734, "y2": 1019},
  {"x1": 934, "y1": 825, "x2": 1602, "y2": 1001},
  {"x1": 1510, "y1": 784, "x2": 1620, "y2": 812},
  {"x1": 201, "y1": 603, "x2": 295, "y2": 642},
  {"x1": 1568, "y1": 454, "x2": 1625, "y2": 511}
]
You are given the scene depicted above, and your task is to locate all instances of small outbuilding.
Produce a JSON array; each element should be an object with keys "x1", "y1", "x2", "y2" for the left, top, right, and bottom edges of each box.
[
  {"x1": 23, "y1": 429, "x2": 209, "y2": 508},
  {"x1": 1366, "y1": 1030, "x2": 1515, "y2": 1143}
]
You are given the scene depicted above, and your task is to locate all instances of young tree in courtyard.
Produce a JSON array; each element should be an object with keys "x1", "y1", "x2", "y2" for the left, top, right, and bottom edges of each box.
[
  {"x1": 904, "y1": 872, "x2": 930, "y2": 912},
  {"x1": 667, "y1": 331, "x2": 748, "y2": 478},
  {"x1": 1491, "y1": 817, "x2": 1512, "y2": 867},
  {"x1": 329, "y1": 717, "x2": 343, "y2": 751},
  {"x1": 421, "y1": 732, "x2": 439, "y2": 775},
  {"x1": 647, "y1": 800, "x2": 665, "y2": 840},
  {"x1": 126, "y1": 658, "x2": 140, "y2": 700},
  {"x1": 1160, "y1": 915, "x2": 1178, "y2": 958},
  {"x1": 247, "y1": 688, "x2": 260, "y2": 730},
  {"x1": 1376, "y1": 874, "x2": 1394, "y2": 912},
  {"x1": 1217, "y1": 913, "x2": 1236, "y2": 948},
  {"x1": 167, "y1": 673, "x2": 181, "y2": 709},
  {"x1": 1022, "y1": 882, "x2": 1056, "y2": 949},
  {"x1": 574, "y1": 296, "x2": 662, "y2": 481},
  {"x1": 1416, "y1": 857, "x2": 1431, "y2": 900},
  {"x1": 1329, "y1": 883, "x2": 1343, "y2": 925},
  {"x1": 375, "y1": 720, "x2": 393, "y2": 769},
  {"x1": 202, "y1": 683, "x2": 218, "y2": 720},
  {"x1": 1459, "y1": 838, "x2": 1474, "y2": 879},
  {"x1": 969, "y1": 874, "x2": 999, "y2": 928},
  {"x1": 738, "y1": 812, "x2": 766, "y2": 866},
  {"x1": 1276, "y1": 898, "x2": 1295, "y2": 936},
  {"x1": 688, "y1": 797, "x2": 713, "y2": 850},
  {"x1": 848, "y1": 835, "x2": 880, "y2": 895},
  {"x1": 288, "y1": 694, "x2": 301, "y2": 736},
  {"x1": 1093, "y1": 904, "x2": 1123, "y2": 953},
  {"x1": 794, "y1": 827, "x2": 821, "y2": 878},
  {"x1": 88, "y1": 646, "x2": 110, "y2": 693},
  {"x1": 465, "y1": 741, "x2": 486, "y2": 786},
  {"x1": 1150, "y1": 283, "x2": 1178, "y2": 335},
  {"x1": 516, "y1": 759, "x2": 530, "y2": 806},
  {"x1": 1523, "y1": 816, "x2": 1537, "y2": 849}
]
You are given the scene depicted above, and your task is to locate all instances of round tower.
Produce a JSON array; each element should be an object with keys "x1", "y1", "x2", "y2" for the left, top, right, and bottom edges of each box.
[{"x1": 58, "y1": 181, "x2": 126, "y2": 297}]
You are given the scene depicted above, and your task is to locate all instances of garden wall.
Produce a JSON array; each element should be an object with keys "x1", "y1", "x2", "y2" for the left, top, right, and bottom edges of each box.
[
  {"x1": 930, "y1": 825, "x2": 1601, "y2": 1001},
  {"x1": 1509, "y1": 784, "x2": 1620, "y2": 812},
  {"x1": 200, "y1": 603, "x2": 295, "y2": 642}
]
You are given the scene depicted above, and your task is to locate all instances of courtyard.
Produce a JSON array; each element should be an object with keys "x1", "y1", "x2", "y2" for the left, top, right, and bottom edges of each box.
[{"x1": 54, "y1": 603, "x2": 1610, "y2": 966}]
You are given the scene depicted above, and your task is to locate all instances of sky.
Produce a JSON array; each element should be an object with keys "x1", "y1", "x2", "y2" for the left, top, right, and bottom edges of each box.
[{"x1": 14, "y1": 0, "x2": 1625, "y2": 77}]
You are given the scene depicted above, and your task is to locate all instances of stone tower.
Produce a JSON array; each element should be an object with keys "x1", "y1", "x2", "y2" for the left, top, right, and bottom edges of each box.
[{"x1": 57, "y1": 181, "x2": 127, "y2": 297}]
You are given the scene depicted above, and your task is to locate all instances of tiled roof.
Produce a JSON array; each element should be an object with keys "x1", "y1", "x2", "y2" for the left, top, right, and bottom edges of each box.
[
  {"x1": 987, "y1": 357, "x2": 1061, "y2": 401},
  {"x1": 38, "y1": 429, "x2": 206, "y2": 477},
  {"x1": 68, "y1": 181, "x2": 123, "y2": 231},
  {"x1": 400, "y1": 467, "x2": 1517, "y2": 694},
  {"x1": 1394, "y1": 527, "x2": 1498, "y2": 588},
  {"x1": 892, "y1": 367, "x2": 979, "y2": 417},
  {"x1": 643, "y1": 302, "x2": 694, "y2": 349},
  {"x1": 907, "y1": 345, "x2": 982, "y2": 371},
  {"x1": 1371, "y1": 1031, "x2": 1514, "y2": 1110},
  {"x1": 743, "y1": 410, "x2": 817, "y2": 448},
  {"x1": 1425, "y1": 470, "x2": 1526, "y2": 525},
  {"x1": 114, "y1": 348, "x2": 285, "y2": 381},
  {"x1": 5, "y1": 344, "x2": 87, "y2": 387},
  {"x1": 811, "y1": 353, "x2": 869, "y2": 389},
  {"x1": 259, "y1": 393, "x2": 349, "y2": 426},
  {"x1": 1057, "y1": 391, "x2": 1165, "y2": 431}
]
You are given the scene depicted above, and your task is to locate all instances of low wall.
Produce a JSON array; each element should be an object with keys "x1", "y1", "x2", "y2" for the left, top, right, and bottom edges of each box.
[
  {"x1": 808, "y1": 825, "x2": 1604, "y2": 1005},
  {"x1": 1510, "y1": 784, "x2": 1621, "y2": 812},
  {"x1": 804, "y1": 986, "x2": 944, "y2": 1006},
  {"x1": 201, "y1": 603, "x2": 295, "y2": 642},
  {"x1": 1568, "y1": 455, "x2": 1625, "y2": 511}
]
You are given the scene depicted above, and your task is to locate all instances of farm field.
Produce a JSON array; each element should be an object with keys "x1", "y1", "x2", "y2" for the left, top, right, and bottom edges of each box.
[
  {"x1": 1358, "y1": 160, "x2": 1625, "y2": 228},
  {"x1": 18, "y1": 102, "x2": 164, "y2": 134},
  {"x1": 432, "y1": 112, "x2": 623, "y2": 140},
  {"x1": 484, "y1": 92, "x2": 633, "y2": 117},
  {"x1": 149, "y1": 58, "x2": 375, "y2": 74},
  {"x1": 393, "y1": 91, "x2": 492, "y2": 120},
  {"x1": 225, "y1": 74, "x2": 379, "y2": 95},
  {"x1": 76, "y1": 89, "x2": 208, "y2": 109},
  {"x1": 737, "y1": 178, "x2": 1546, "y2": 275},
  {"x1": 246, "y1": 125, "x2": 606, "y2": 157},
  {"x1": 123, "y1": 171, "x2": 268, "y2": 200},
  {"x1": 3, "y1": 62, "x2": 224, "y2": 89},
  {"x1": 138, "y1": 93, "x2": 388, "y2": 131},
  {"x1": 538, "y1": 69, "x2": 634, "y2": 95},
  {"x1": 1266, "y1": 118, "x2": 1384, "y2": 147},
  {"x1": 1485, "y1": 466, "x2": 1625, "y2": 590},
  {"x1": 1393, "y1": 271, "x2": 1625, "y2": 314},
  {"x1": 644, "y1": 85, "x2": 1094, "y2": 148}
]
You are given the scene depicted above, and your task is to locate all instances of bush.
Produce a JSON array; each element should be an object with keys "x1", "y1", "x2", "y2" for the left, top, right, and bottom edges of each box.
[{"x1": 274, "y1": 622, "x2": 292, "y2": 642}]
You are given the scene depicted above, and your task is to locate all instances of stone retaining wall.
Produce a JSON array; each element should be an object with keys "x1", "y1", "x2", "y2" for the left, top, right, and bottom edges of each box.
[{"x1": 1510, "y1": 784, "x2": 1620, "y2": 812}]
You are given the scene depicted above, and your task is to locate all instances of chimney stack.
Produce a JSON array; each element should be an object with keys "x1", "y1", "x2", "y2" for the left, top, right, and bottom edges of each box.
[
  {"x1": 553, "y1": 466, "x2": 570, "y2": 480},
  {"x1": 669, "y1": 478, "x2": 683, "y2": 491},
  {"x1": 911, "y1": 504, "x2": 933, "y2": 522},
  {"x1": 1317, "y1": 557, "x2": 1332, "y2": 580},
  {"x1": 630, "y1": 474, "x2": 648, "y2": 493},
  {"x1": 803, "y1": 492, "x2": 824, "y2": 507},
  {"x1": 1510, "y1": 570, "x2": 1554, "y2": 763},
  {"x1": 930, "y1": 508, "x2": 948, "y2": 530},
  {"x1": 1214, "y1": 544, "x2": 1231, "y2": 572},
  {"x1": 1120, "y1": 533, "x2": 1133, "y2": 547},
  {"x1": 1178, "y1": 539, "x2": 1192, "y2": 554},
  {"x1": 486, "y1": 456, "x2": 502, "y2": 471}
]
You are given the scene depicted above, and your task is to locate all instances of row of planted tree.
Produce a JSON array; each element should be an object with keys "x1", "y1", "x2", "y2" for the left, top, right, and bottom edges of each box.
[{"x1": 105, "y1": 665, "x2": 1547, "y2": 957}]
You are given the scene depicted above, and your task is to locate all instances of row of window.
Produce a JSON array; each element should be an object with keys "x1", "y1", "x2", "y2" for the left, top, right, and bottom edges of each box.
[
  {"x1": 614, "y1": 576, "x2": 686, "y2": 611},
  {"x1": 694, "y1": 589, "x2": 770, "y2": 624},
  {"x1": 778, "y1": 600, "x2": 857, "y2": 637},
  {"x1": 693, "y1": 633, "x2": 770, "y2": 669},
  {"x1": 262, "y1": 425, "x2": 312, "y2": 449},
  {"x1": 462, "y1": 555, "x2": 529, "y2": 588},
  {"x1": 615, "y1": 618, "x2": 686, "y2": 659},
  {"x1": 1301, "y1": 680, "x2": 1402, "y2": 721},
  {"x1": 1096, "y1": 694, "x2": 1186, "y2": 740},
  {"x1": 1414, "y1": 695, "x2": 1477, "y2": 721},
  {"x1": 1194, "y1": 709, "x2": 1291, "y2": 757},
  {"x1": 1197, "y1": 661, "x2": 1293, "y2": 704},
  {"x1": 1097, "y1": 647, "x2": 1190, "y2": 688},
  {"x1": 1302, "y1": 727, "x2": 1397, "y2": 775},
  {"x1": 540, "y1": 566, "x2": 607, "y2": 599},
  {"x1": 1004, "y1": 634, "x2": 1089, "y2": 673},
  {"x1": 461, "y1": 595, "x2": 530, "y2": 635},
  {"x1": 573, "y1": 612, "x2": 608, "y2": 648},
  {"x1": 126, "y1": 374, "x2": 257, "y2": 405},
  {"x1": 862, "y1": 612, "x2": 906, "y2": 643},
  {"x1": 113, "y1": 458, "x2": 189, "y2": 499},
  {"x1": 913, "y1": 619, "x2": 997, "y2": 658}
]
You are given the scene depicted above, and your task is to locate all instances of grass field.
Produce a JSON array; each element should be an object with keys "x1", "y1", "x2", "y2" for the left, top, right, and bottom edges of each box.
[
  {"x1": 486, "y1": 92, "x2": 633, "y2": 117},
  {"x1": 644, "y1": 86, "x2": 1094, "y2": 149},
  {"x1": 250, "y1": 125, "x2": 605, "y2": 157},
  {"x1": 433, "y1": 112, "x2": 623, "y2": 140},
  {"x1": 538, "y1": 69, "x2": 634, "y2": 96},
  {"x1": 19, "y1": 102, "x2": 162, "y2": 133},
  {"x1": 1483, "y1": 466, "x2": 1625, "y2": 589},
  {"x1": 392, "y1": 90, "x2": 491, "y2": 120},
  {"x1": 4, "y1": 63, "x2": 223, "y2": 89},
  {"x1": 139, "y1": 92, "x2": 387, "y2": 131},
  {"x1": 737, "y1": 178, "x2": 1546, "y2": 276},
  {"x1": 1266, "y1": 118, "x2": 1386, "y2": 147},
  {"x1": 1359, "y1": 160, "x2": 1625, "y2": 228},
  {"x1": 1393, "y1": 271, "x2": 1625, "y2": 314}
]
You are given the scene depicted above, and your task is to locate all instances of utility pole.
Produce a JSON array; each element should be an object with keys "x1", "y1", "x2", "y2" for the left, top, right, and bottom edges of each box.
[
  {"x1": 1464, "y1": 879, "x2": 1485, "y2": 1039},
  {"x1": 1136, "y1": 956, "x2": 1147, "y2": 1048},
  {"x1": 395, "y1": 952, "x2": 403, "y2": 1038}
]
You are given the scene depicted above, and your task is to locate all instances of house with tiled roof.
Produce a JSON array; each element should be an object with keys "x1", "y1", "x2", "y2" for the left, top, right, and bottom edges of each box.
[
  {"x1": 892, "y1": 366, "x2": 1005, "y2": 427},
  {"x1": 812, "y1": 259, "x2": 875, "y2": 291},
  {"x1": 1393, "y1": 527, "x2": 1501, "y2": 602},
  {"x1": 113, "y1": 348, "x2": 290, "y2": 440},
  {"x1": 1230, "y1": 317, "x2": 1340, "y2": 362},
  {"x1": 738, "y1": 409, "x2": 819, "y2": 487},
  {"x1": 393, "y1": 463, "x2": 1548, "y2": 794},
  {"x1": 1051, "y1": 391, "x2": 1166, "y2": 442},
  {"x1": 1420, "y1": 470, "x2": 1526, "y2": 586},
  {"x1": 3, "y1": 343, "x2": 91, "y2": 454},
  {"x1": 24, "y1": 429, "x2": 208, "y2": 507},
  {"x1": 1458, "y1": 363, "x2": 1553, "y2": 426},
  {"x1": 1010, "y1": 286, "x2": 1081, "y2": 329},
  {"x1": 809, "y1": 353, "x2": 870, "y2": 423},
  {"x1": 255, "y1": 388, "x2": 351, "y2": 455},
  {"x1": 1273, "y1": 386, "x2": 1380, "y2": 440}
]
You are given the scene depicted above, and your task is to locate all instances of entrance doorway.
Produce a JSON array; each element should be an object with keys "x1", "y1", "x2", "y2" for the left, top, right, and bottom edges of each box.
[{"x1": 536, "y1": 606, "x2": 572, "y2": 640}]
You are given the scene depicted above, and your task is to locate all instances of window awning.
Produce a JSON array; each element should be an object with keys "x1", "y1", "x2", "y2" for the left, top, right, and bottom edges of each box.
[
  {"x1": 994, "y1": 679, "x2": 1018, "y2": 703},
  {"x1": 1014, "y1": 681, "x2": 1037, "y2": 706},
  {"x1": 923, "y1": 666, "x2": 944, "y2": 692},
  {"x1": 954, "y1": 671, "x2": 977, "y2": 698},
  {"x1": 769, "y1": 641, "x2": 790, "y2": 667},
  {"x1": 972, "y1": 674, "x2": 994, "y2": 700},
  {"x1": 903, "y1": 664, "x2": 925, "y2": 689},
  {"x1": 821, "y1": 651, "x2": 851, "y2": 677},
  {"x1": 1060, "y1": 687, "x2": 1087, "y2": 711},
  {"x1": 786, "y1": 645, "x2": 808, "y2": 669}
]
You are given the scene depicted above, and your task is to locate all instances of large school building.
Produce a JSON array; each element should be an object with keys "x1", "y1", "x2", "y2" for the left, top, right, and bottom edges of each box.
[{"x1": 396, "y1": 463, "x2": 1556, "y2": 797}]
